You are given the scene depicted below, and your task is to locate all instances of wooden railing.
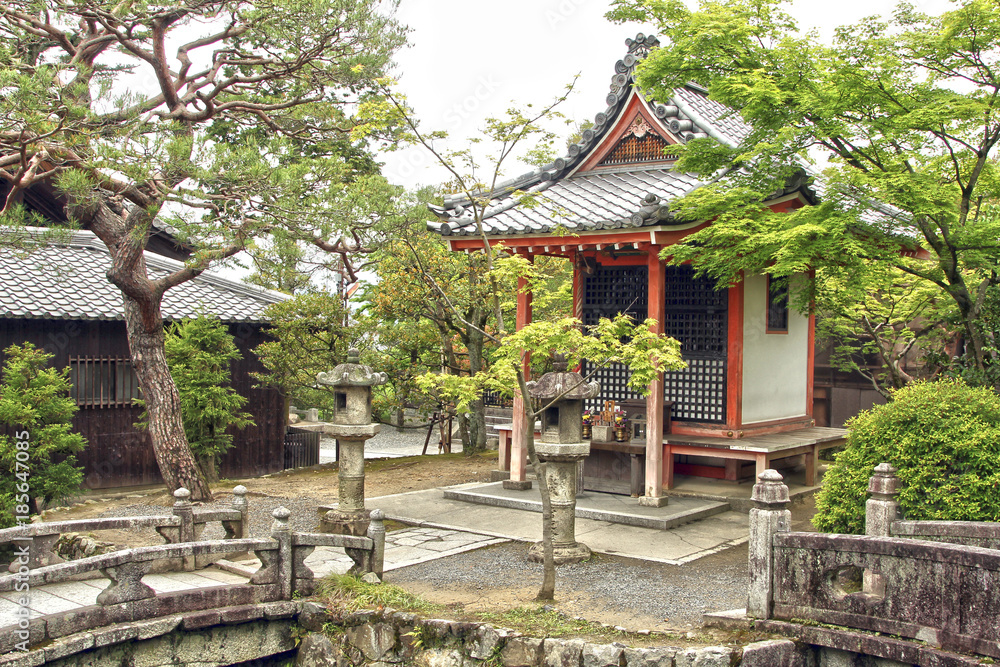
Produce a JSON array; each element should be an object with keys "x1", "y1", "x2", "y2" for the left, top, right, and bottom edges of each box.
[{"x1": 747, "y1": 465, "x2": 1000, "y2": 661}]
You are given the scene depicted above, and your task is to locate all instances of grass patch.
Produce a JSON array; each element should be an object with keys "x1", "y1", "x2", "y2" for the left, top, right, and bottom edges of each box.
[
  {"x1": 315, "y1": 574, "x2": 439, "y2": 613},
  {"x1": 478, "y1": 606, "x2": 627, "y2": 640}
]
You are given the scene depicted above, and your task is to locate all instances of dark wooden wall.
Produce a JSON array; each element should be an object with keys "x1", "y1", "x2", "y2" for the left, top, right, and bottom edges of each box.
[
  {"x1": 812, "y1": 343, "x2": 888, "y2": 428},
  {"x1": 0, "y1": 318, "x2": 284, "y2": 489}
]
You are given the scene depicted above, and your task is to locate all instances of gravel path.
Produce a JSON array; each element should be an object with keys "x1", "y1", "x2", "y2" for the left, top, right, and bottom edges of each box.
[
  {"x1": 320, "y1": 422, "x2": 464, "y2": 462},
  {"x1": 386, "y1": 540, "x2": 748, "y2": 630}
]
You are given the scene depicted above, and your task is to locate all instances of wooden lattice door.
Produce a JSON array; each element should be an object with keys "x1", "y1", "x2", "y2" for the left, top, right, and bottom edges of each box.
[
  {"x1": 580, "y1": 263, "x2": 728, "y2": 424},
  {"x1": 661, "y1": 265, "x2": 727, "y2": 424}
]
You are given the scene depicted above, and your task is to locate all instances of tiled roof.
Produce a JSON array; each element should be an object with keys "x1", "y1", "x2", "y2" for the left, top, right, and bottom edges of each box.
[
  {"x1": 441, "y1": 168, "x2": 704, "y2": 237},
  {"x1": 427, "y1": 35, "x2": 803, "y2": 238},
  {"x1": 0, "y1": 230, "x2": 288, "y2": 322}
]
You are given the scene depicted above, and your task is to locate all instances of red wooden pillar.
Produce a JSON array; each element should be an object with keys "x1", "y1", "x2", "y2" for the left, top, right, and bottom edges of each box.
[
  {"x1": 572, "y1": 252, "x2": 584, "y2": 320},
  {"x1": 641, "y1": 247, "x2": 668, "y2": 506},
  {"x1": 726, "y1": 276, "x2": 745, "y2": 432},
  {"x1": 505, "y1": 268, "x2": 534, "y2": 490}
]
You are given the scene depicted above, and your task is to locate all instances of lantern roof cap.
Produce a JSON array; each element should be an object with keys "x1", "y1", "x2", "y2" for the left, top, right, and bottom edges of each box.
[
  {"x1": 316, "y1": 349, "x2": 388, "y2": 387},
  {"x1": 527, "y1": 355, "x2": 601, "y2": 400}
]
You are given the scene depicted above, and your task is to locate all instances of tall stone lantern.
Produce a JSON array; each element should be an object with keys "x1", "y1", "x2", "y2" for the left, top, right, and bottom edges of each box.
[
  {"x1": 316, "y1": 349, "x2": 388, "y2": 536},
  {"x1": 526, "y1": 354, "x2": 600, "y2": 565}
]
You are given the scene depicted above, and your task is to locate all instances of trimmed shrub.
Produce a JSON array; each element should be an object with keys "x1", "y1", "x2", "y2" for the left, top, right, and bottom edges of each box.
[
  {"x1": 0, "y1": 343, "x2": 87, "y2": 527},
  {"x1": 813, "y1": 378, "x2": 1000, "y2": 534}
]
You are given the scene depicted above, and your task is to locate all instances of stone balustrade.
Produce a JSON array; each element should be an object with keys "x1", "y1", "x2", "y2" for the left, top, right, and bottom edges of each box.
[
  {"x1": 747, "y1": 464, "x2": 1000, "y2": 661},
  {"x1": 0, "y1": 486, "x2": 250, "y2": 573},
  {"x1": 890, "y1": 519, "x2": 1000, "y2": 550},
  {"x1": 0, "y1": 499, "x2": 386, "y2": 656}
]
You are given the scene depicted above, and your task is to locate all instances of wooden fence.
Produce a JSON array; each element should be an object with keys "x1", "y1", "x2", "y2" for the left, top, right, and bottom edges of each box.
[{"x1": 284, "y1": 427, "x2": 320, "y2": 469}]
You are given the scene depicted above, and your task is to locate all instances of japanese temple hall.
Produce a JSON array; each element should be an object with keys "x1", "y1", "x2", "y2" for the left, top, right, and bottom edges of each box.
[{"x1": 428, "y1": 34, "x2": 847, "y2": 506}]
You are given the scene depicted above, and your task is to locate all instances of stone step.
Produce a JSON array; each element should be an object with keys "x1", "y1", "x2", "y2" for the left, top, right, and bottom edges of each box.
[{"x1": 442, "y1": 482, "x2": 731, "y2": 531}]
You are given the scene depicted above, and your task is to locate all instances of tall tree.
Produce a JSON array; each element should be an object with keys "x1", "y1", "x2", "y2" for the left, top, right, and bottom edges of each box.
[
  {"x1": 253, "y1": 291, "x2": 353, "y2": 413},
  {"x1": 370, "y1": 226, "x2": 512, "y2": 452},
  {"x1": 609, "y1": 0, "x2": 1000, "y2": 384},
  {"x1": 0, "y1": 0, "x2": 406, "y2": 498}
]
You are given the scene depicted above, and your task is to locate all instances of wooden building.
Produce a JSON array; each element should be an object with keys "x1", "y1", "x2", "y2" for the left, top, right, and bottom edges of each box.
[
  {"x1": 430, "y1": 35, "x2": 847, "y2": 503},
  {"x1": 0, "y1": 229, "x2": 289, "y2": 489}
]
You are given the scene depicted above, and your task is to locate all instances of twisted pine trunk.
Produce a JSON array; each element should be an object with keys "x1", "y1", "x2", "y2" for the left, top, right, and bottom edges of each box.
[{"x1": 124, "y1": 299, "x2": 212, "y2": 500}]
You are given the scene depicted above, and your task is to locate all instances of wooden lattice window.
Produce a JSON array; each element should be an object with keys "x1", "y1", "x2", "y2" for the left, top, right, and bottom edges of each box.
[
  {"x1": 582, "y1": 265, "x2": 648, "y2": 325},
  {"x1": 580, "y1": 264, "x2": 729, "y2": 423},
  {"x1": 767, "y1": 275, "x2": 789, "y2": 333},
  {"x1": 599, "y1": 134, "x2": 670, "y2": 167},
  {"x1": 69, "y1": 356, "x2": 141, "y2": 408},
  {"x1": 597, "y1": 116, "x2": 671, "y2": 167},
  {"x1": 661, "y1": 265, "x2": 728, "y2": 423},
  {"x1": 664, "y1": 358, "x2": 726, "y2": 422}
]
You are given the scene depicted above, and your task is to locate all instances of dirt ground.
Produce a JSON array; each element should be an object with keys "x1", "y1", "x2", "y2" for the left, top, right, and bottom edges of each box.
[{"x1": 40, "y1": 452, "x2": 498, "y2": 547}]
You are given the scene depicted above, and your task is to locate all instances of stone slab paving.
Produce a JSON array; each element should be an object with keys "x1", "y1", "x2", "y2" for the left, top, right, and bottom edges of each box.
[
  {"x1": 370, "y1": 485, "x2": 750, "y2": 565},
  {"x1": 216, "y1": 526, "x2": 507, "y2": 578},
  {"x1": 443, "y1": 482, "x2": 730, "y2": 530}
]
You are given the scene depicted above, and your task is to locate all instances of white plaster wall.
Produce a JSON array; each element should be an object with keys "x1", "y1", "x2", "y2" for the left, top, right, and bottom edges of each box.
[{"x1": 741, "y1": 274, "x2": 810, "y2": 424}]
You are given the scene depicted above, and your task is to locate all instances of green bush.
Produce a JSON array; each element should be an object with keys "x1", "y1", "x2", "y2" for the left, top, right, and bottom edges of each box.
[
  {"x1": 138, "y1": 316, "x2": 253, "y2": 483},
  {"x1": 813, "y1": 379, "x2": 1000, "y2": 534},
  {"x1": 0, "y1": 343, "x2": 87, "y2": 528}
]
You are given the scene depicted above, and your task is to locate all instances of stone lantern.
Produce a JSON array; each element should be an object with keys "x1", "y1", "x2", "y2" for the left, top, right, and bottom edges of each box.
[
  {"x1": 316, "y1": 349, "x2": 388, "y2": 536},
  {"x1": 526, "y1": 354, "x2": 600, "y2": 565}
]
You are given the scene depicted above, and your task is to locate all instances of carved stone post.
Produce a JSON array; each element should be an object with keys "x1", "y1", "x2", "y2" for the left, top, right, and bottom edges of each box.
[
  {"x1": 367, "y1": 509, "x2": 386, "y2": 580},
  {"x1": 172, "y1": 488, "x2": 195, "y2": 571},
  {"x1": 529, "y1": 442, "x2": 593, "y2": 564},
  {"x1": 226, "y1": 485, "x2": 248, "y2": 540},
  {"x1": 747, "y1": 469, "x2": 790, "y2": 619},
  {"x1": 865, "y1": 462, "x2": 901, "y2": 596},
  {"x1": 97, "y1": 560, "x2": 155, "y2": 605},
  {"x1": 866, "y1": 462, "x2": 901, "y2": 536},
  {"x1": 9, "y1": 531, "x2": 63, "y2": 573},
  {"x1": 271, "y1": 507, "x2": 293, "y2": 601},
  {"x1": 524, "y1": 354, "x2": 600, "y2": 565}
]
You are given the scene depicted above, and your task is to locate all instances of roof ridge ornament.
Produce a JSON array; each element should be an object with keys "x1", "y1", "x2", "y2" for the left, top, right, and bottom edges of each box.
[
  {"x1": 628, "y1": 116, "x2": 653, "y2": 139},
  {"x1": 626, "y1": 33, "x2": 660, "y2": 57}
]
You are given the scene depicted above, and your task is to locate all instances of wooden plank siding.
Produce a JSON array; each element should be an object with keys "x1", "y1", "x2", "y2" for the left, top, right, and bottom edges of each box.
[{"x1": 0, "y1": 318, "x2": 284, "y2": 489}]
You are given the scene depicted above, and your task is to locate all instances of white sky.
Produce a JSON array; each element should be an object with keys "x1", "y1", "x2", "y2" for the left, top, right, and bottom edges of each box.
[{"x1": 380, "y1": 0, "x2": 955, "y2": 191}]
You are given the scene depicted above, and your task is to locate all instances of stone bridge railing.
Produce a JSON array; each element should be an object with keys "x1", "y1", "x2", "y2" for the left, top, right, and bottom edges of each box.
[
  {"x1": 0, "y1": 491, "x2": 385, "y2": 655},
  {"x1": 0, "y1": 486, "x2": 249, "y2": 572},
  {"x1": 748, "y1": 464, "x2": 1000, "y2": 661}
]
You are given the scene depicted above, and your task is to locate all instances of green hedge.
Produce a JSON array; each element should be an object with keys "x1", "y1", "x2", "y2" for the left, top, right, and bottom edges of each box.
[{"x1": 813, "y1": 378, "x2": 1000, "y2": 534}]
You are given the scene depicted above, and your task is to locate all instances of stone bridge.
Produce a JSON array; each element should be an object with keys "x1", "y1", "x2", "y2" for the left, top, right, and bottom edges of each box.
[
  {"x1": 3, "y1": 470, "x2": 999, "y2": 667},
  {"x1": 0, "y1": 487, "x2": 501, "y2": 666}
]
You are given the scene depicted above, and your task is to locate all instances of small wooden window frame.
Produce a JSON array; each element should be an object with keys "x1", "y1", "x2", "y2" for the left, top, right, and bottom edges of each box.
[
  {"x1": 69, "y1": 356, "x2": 141, "y2": 408},
  {"x1": 766, "y1": 275, "x2": 789, "y2": 334}
]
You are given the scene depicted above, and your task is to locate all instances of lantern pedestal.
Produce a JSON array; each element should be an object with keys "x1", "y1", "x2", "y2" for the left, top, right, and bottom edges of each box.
[
  {"x1": 319, "y1": 426, "x2": 380, "y2": 536},
  {"x1": 527, "y1": 442, "x2": 591, "y2": 565}
]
